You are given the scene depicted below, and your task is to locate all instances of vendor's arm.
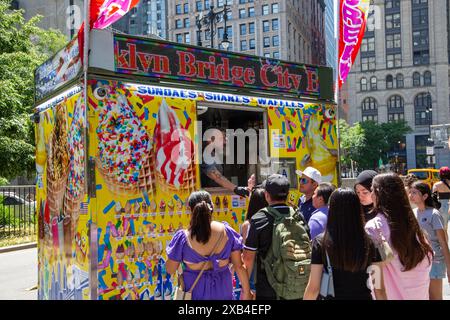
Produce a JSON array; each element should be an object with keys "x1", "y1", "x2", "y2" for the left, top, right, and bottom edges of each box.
[{"x1": 206, "y1": 167, "x2": 250, "y2": 197}]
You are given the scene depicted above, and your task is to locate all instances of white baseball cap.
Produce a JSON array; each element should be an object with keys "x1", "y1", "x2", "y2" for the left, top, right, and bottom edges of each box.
[{"x1": 295, "y1": 167, "x2": 322, "y2": 184}]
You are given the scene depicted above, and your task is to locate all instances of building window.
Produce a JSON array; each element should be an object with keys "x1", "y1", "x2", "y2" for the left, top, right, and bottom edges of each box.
[
  {"x1": 273, "y1": 51, "x2": 280, "y2": 59},
  {"x1": 396, "y1": 74, "x2": 404, "y2": 88},
  {"x1": 218, "y1": 27, "x2": 224, "y2": 40},
  {"x1": 423, "y1": 71, "x2": 432, "y2": 85},
  {"x1": 361, "y1": 37, "x2": 375, "y2": 52},
  {"x1": 184, "y1": 18, "x2": 190, "y2": 28},
  {"x1": 360, "y1": 77, "x2": 368, "y2": 91},
  {"x1": 361, "y1": 56, "x2": 376, "y2": 71},
  {"x1": 412, "y1": 8, "x2": 428, "y2": 26},
  {"x1": 386, "y1": 75, "x2": 394, "y2": 89},
  {"x1": 362, "y1": 97, "x2": 378, "y2": 122},
  {"x1": 249, "y1": 39, "x2": 256, "y2": 49},
  {"x1": 264, "y1": 52, "x2": 271, "y2": 58},
  {"x1": 385, "y1": 0, "x2": 400, "y2": 9},
  {"x1": 240, "y1": 24, "x2": 246, "y2": 35},
  {"x1": 370, "y1": 76, "x2": 377, "y2": 90},
  {"x1": 413, "y1": 30, "x2": 429, "y2": 47},
  {"x1": 272, "y1": 35, "x2": 279, "y2": 47},
  {"x1": 176, "y1": 4, "x2": 182, "y2": 14},
  {"x1": 184, "y1": 32, "x2": 190, "y2": 43},
  {"x1": 388, "y1": 95, "x2": 405, "y2": 122},
  {"x1": 239, "y1": 0, "x2": 246, "y2": 3},
  {"x1": 413, "y1": 50, "x2": 429, "y2": 65},
  {"x1": 249, "y1": 22, "x2": 255, "y2": 34},
  {"x1": 176, "y1": 34, "x2": 183, "y2": 42},
  {"x1": 239, "y1": 9, "x2": 246, "y2": 18},
  {"x1": 387, "y1": 53, "x2": 402, "y2": 68},
  {"x1": 263, "y1": 37, "x2": 270, "y2": 48},
  {"x1": 205, "y1": 0, "x2": 210, "y2": 8},
  {"x1": 176, "y1": 19, "x2": 182, "y2": 29},
  {"x1": 386, "y1": 33, "x2": 401, "y2": 49},
  {"x1": 362, "y1": 97, "x2": 378, "y2": 111},
  {"x1": 414, "y1": 93, "x2": 432, "y2": 125},
  {"x1": 262, "y1": 4, "x2": 269, "y2": 15},
  {"x1": 248, "y1": 7, "x2": 255, "y2": 17},
  {"x1": 388, "y1": 95, "x2": 404, "y2": 109},
  {"x1": 386, "y1": 13, "x2": 401, "y2": 29},
  {"x1": 413, "y1": 0, "x2": 428, "y2": 4},
  {"x1": 184, "y1": 3, "x2": 189, "y2": 14},
  {"x1": 413, "y1": 72, "x2": 421, "y2": 86},
  {"x1": 272, "y1": 19, "x2": 279, "y2": 31},
  {"x1": 196, "y1": 1, "x2": 203, "y2": 11},
  {"x1": 272, "y1": 3, "x2": 279, "y2": 13},
  {"x1": 263, "y1": 20, "x2": 270, "y2": 32},
  {"x1": 217, "y1": 0, "x2": 224, "y2": 7},
  {"x1": 240, "y1": 40, "x2": 247, "y2": 51}
]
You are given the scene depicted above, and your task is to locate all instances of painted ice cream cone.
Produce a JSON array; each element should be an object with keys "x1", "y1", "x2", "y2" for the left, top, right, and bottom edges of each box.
[
  {"x1": 96, "y1": 90, "x2": 155, "y2": 197},
  {"x1": 63, "y1": 94, "x2": 86, "y2": 240},
  {"x1": 47, "y1": 103, "x2": 70, "y2": 217},
  {"x1": 154, "y1": 99, "x2": 197, "y2": 195}
]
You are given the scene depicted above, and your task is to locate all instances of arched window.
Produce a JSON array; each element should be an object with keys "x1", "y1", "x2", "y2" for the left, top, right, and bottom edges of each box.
[
  {"x1": 386, "y1": 74, "x2": 394, "y2": 89},
  {"x1": 387, "y1": 95, "x2": 404, "y2": 122},
  {"x1": 360, "y1": 77, "x2": 368, "y2": 91},
  {"x1": 396, "y1": 74, "x2": 404, "y2": 88},
  {"x1": 414, "y1": 92, "x2": 432, "y2": 125},
  {"x1": 370, "y1": 76, "x2": 377, "y2": 90},
  {"x1": 361, "y1": 97, "x2": 378, "y2": 122},
  {"x1": 424, "y1": 71, "x2": 432, "y2": 85},
  {"x1": 413, "y1": 72, "x2": 421, "y2": 86}
]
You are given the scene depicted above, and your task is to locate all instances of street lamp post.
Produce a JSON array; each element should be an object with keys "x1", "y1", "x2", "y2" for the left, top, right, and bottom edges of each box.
[
  {"x1": 196, "y1": 4, "x2": 231, "y2": 50},
  {"x1": 426, "y1": 91, "x2": 434, "y2": 168}
]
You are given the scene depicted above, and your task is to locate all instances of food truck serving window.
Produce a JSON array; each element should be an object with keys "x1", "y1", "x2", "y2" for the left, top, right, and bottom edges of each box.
[{"x1": 196, "y1": 104, "x2": 269, "y2": 193}]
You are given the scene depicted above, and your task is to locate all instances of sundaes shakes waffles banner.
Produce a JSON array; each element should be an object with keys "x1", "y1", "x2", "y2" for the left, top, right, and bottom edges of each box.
[
  {"x1": 77, "y1": 0, "x2": 140, "y2": 63},
  {"x1": 338, "y1": 0, "x2": 371, "y2": 88}
]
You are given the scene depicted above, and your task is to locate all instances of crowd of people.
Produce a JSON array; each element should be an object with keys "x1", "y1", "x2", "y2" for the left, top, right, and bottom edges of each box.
[{"x1": 164, "y1": 165, "x2": 450, "y2": 300}]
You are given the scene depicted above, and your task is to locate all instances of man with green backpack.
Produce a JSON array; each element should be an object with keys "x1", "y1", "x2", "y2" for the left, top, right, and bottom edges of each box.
[{"x1": 243, "y1": 174, "x2": 312, "y2": 300}]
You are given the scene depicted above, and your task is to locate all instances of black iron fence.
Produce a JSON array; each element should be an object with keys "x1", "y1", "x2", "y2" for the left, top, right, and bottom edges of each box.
[{"x1": 0, "y1": 185, "x2": 36, "y2": 239}]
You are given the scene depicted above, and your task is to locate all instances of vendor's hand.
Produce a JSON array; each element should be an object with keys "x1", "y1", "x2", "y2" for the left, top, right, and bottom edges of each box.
[
  {"x1": 234, "y1": 186, "x2": 250, "y2": 197},
  {"x1": 240, "y1": 290, "x2": 253, "y2": 300},
  {"x1": 247, "y1": 174, "x2": 256, "y2": 191}
]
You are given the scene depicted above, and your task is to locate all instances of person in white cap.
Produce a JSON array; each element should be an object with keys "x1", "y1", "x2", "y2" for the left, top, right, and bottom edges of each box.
[{"x1": 295, "y1": 167, "x2": 322, "y2": 223}]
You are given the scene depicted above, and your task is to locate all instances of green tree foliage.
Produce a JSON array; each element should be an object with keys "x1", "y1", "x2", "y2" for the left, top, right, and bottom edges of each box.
[
  {"x1": 0, "y1": 0, "x2": 67, "y2": 181},
  {"x1": 339, "y1": 119, "x2": 412, "y2": 170}
]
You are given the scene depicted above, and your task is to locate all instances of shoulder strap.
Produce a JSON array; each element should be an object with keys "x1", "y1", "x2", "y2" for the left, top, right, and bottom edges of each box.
[
  {"x1": 442, "y1": 179, "x2": 450, "y2": 191},
  {"x1": 188, "y1": 227, "x2": 225, "y2": 294},
  {"x1": 324, "y1": 249, "x2": 332, "y2": 274}
]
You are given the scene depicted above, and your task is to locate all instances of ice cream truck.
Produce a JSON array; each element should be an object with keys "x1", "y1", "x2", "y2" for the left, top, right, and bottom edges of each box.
[{"x1": 34, "y1": 29, "x2": 337, "y2": 300}]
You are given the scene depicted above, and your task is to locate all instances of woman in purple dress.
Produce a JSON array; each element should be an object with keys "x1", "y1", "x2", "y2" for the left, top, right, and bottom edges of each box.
[{"x1": 166, "y1": 191, "x2": 252, "y2": 300}]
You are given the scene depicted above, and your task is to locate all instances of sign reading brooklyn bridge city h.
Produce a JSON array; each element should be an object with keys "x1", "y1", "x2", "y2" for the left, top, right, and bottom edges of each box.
[{"x1": 113, "y1": 35, "x2": 334, "y2": 100}]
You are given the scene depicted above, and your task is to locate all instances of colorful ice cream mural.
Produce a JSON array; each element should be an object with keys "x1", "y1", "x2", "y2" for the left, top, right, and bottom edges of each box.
[{"x1": 36, "y1": 79, "x2": 337, "y2": 300}]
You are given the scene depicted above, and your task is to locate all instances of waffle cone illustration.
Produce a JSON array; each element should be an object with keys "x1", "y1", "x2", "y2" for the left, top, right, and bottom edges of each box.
[
  {"x1": 46, "y1": 103, "x2": 70, "y2": 217},
  {"x1": 155, "y1": 153, "x2": 196, "y2": 195}
]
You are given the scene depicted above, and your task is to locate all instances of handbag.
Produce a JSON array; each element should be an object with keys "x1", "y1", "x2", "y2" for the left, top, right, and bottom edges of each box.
[
  {"x1": 319, "y1": 249, "x2": 335, "y2": 299},
  {"x1": 374, "y1": 221, "x2": 394, "y2": 263},
  {"x1": 174, "y1": 230, "x2": 225, "y2": 300}
]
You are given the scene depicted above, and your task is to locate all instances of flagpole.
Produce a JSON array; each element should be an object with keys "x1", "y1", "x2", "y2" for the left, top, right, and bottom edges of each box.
[{"x1": 335, "y1": 0, "x2": 342, "y2": 186}]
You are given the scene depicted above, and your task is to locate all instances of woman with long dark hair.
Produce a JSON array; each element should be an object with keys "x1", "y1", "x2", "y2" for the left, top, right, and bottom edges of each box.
[
  {"x1": 433, "y1": 166, "x2": 450, "y2": 229},
  {"x1": 409, "y1": 181, "x2": 450, "y2": 300},
  {"x1": 365, "y1": 173, "x2": 433, "y2": 300},
  {"x1": 303, "y1": 188, "x2": 385, "y2": 300},
  {"x1": 165, "y1": 191, "x2": 252, "y2": 300},
  {"x1": 354, "y1": 170, "x2": 378, "y2": 223}
]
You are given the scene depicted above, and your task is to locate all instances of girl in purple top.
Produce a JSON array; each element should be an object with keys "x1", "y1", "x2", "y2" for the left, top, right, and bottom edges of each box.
[{"x1": 165, "y1": 191, "x2": 252, "y2": 300}]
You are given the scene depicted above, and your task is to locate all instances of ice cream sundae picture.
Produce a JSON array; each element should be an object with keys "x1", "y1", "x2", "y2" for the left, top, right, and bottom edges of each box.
[{"x1": 154, "y1": 99, "x2": 196, "y2": 194}]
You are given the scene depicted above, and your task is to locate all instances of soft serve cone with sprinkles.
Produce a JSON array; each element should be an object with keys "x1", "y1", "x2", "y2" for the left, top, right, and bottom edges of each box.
[
  {"x1": 63, "y1": 94, "x2": 86, "y2": 240},
  {"x1": 154, "y1": 99, "x2": 196, "y2": 194},
  {"x1": 96, "y1": 89, "x2": 156, "y2": 196}
]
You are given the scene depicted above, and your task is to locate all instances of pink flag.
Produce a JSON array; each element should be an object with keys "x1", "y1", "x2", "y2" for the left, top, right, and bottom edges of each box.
[{"x1": 338, "y1": 0, "x2": 371, "y2": 88}]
